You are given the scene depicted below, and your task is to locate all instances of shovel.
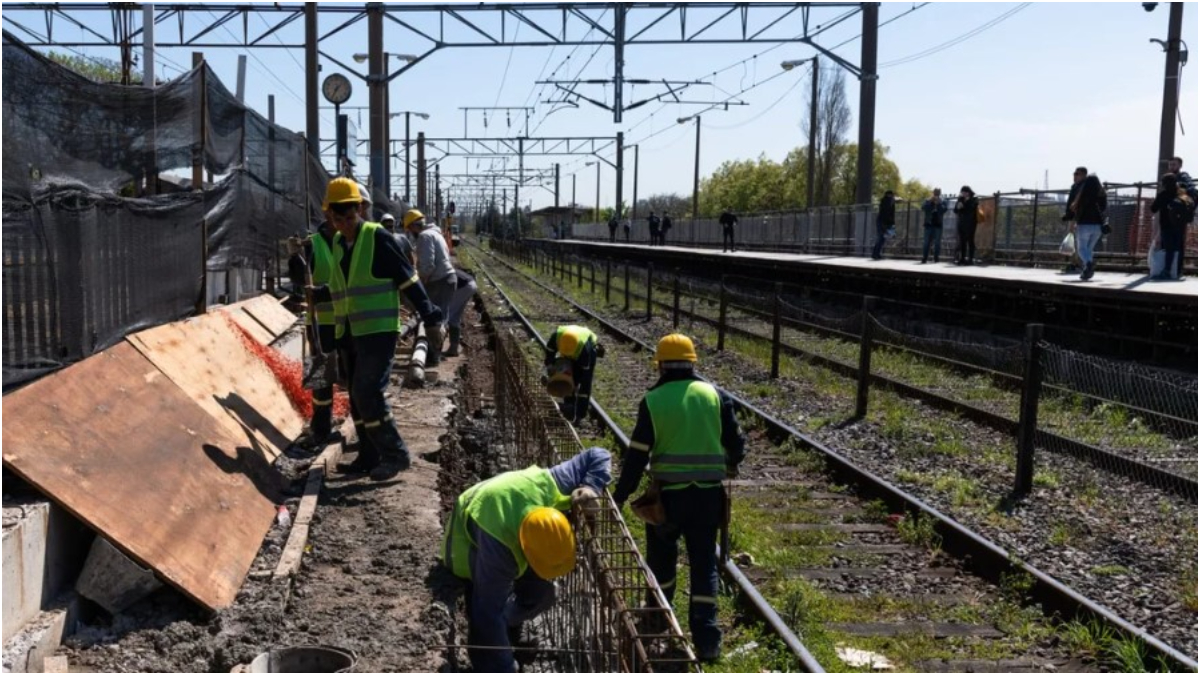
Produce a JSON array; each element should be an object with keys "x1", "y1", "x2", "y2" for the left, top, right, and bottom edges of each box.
[{"x1": 301, "y1": 264, "x2": 339, "y2": 391}]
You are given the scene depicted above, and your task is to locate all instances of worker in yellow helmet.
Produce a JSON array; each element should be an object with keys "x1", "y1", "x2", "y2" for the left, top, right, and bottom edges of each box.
[
  {"x1": 543, "y1": 325, "x2": 605, "y2": 423},
  {"x1": 442, "y1": 447, "x2": 612, "y2": 672},
  {"x1": 611, "y1": 334, "x2": 746, "y2": 663},
  {"x1": 309, "y1": 177, "x2": 445, "y2": 480}
]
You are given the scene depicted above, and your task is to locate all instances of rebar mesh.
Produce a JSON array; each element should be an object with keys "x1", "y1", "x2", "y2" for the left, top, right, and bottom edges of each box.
[{"x1": 492, "y1": 328, "x2": 697, "y2": 673}]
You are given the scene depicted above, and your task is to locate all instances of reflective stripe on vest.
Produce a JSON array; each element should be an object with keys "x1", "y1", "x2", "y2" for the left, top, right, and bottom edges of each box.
[
  {"x1": 555, "y1": 325, "x2": 595, "y2": 360},
  {"x1": 645, "y1": 380, "x2": 726, "y2": 486},
  {"x1": 309, "y1": 231, "x2": 349, "y2": 340},
  {"x1": 335, "y1": 221, "x2": 401, "y2": 336},
  {"x1": 442, "y1": 466, "x2": 571, "y2": 581}
]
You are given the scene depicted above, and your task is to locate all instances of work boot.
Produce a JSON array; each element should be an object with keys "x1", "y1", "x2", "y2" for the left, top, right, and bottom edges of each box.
[
  {"x1": 369, "y1": 452, "x2": 412, "y2": 481},
  {"x1": 443, "y1": 327, "x2": 461, "y2": 357}
]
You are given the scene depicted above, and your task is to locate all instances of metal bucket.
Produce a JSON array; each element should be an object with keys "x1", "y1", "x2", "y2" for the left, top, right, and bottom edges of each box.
[
  {"x1": 546, "y1": 357, "x2": 575, "y2": 399},
  {"x1": 249, "y1": 646, "x2": 356, "y2": 673}
]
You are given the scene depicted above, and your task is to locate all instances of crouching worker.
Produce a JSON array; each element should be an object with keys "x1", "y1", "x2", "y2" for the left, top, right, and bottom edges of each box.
[
  {"x1": 442, "y1": 447, "x2": 613, "y2": 672},
  {"x1": 543, "y1": 325, "x2": 605, "y2": 423},
  {"x1": 443, "y1": 269, "x2": 478, "y2": 357}
]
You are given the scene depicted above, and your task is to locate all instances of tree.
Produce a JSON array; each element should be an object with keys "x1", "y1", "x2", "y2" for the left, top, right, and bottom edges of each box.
[
  {"x1": 45, "y1": 50, "x2": 141, "y2": 84},
  {"x1": 802, "y1": 67, "x2": 852, "y2": 207},
  {"x1": 635, "y1": 193, "x2": 691, "y2": 219}
]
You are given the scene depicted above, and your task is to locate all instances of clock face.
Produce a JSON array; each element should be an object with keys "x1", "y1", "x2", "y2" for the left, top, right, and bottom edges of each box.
[{"x1": 322, "y1": 73, "x2": 352, "y2": 105}]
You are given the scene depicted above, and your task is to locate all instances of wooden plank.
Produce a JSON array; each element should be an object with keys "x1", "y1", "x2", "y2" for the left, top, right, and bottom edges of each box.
[
  {"x1": 273, "y1": 442, "x2": 341, "y2": 579},
  {"x1": 240, "y1": 294, "x2": 298, "y2": 338},
  {"x1": 2, "y1": 342, "x2": 277, "y2": 610},
  {"x1": 776, "y1": 567, "x2": 959, "y2": 580},
  {"x1": 774, "y1": 523, "x2": 893, "y2": 533},
  {"x1": 128, "y1": 312, "x2": 302, "y2": 461}
]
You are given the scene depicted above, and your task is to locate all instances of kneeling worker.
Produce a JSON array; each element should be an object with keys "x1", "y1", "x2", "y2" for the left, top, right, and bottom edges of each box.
[
  {"x1": 612, "y1": 334, "x2": 745, "y2": 663},
  {"x1": 543, "y1": 325, "x2": 605, "y2": 423},
  {"x1": 442, "y1": 447, "x2": 612, "y2": 672}
]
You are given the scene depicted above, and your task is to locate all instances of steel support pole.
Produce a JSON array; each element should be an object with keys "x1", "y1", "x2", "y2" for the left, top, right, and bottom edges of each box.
[
  {"x1": 367, "y1": 4, "x2": 385, "y2": 199},
  {"x1": 305, "y1": 4, "x2": 319, "y2": 158},
  {"x1": 1157, "y1": 2, "x2": 1184, "y2": 178},
  {"x1": 807, "y1": 57, "x2": 818, "y2": 209},
  {"x1": 854, "y1": 3, "x2": 879, "y2": 205},
  {"x1": 692, "y1": 117, "x2": 701, "y2": 221}
]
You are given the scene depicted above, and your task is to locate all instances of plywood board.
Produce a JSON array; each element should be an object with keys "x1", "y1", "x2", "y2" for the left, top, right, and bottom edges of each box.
[
  {"x1": 220, "y1": 307, "x2": 275, "y2": 346},
  {"x1": 1, "y1": 342, "x2": 277, "y2": 610},
  {"x1": 240, "y1": 294, "x2": 298, "y2": 338},
  {"x1": 128, "y1": 312, "x2": 302, "y2": 461}
]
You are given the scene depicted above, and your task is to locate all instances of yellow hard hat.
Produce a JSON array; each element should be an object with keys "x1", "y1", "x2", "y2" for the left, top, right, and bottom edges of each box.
[
  {"x1": 654, "y1": 333, "x2": 698, "y2": 364},
  {"x1": 325, "y1": 177, "x2": 362, "y2": 205},
  {"x1": 519, "y1": 507, "x2": 575, "y2": 580},
  {"x1": 556, "y1": 328, "x2": 583, "y2": 359},
  {"x1": 402, "y1": 209, "x2": 425, "y2": 229}
]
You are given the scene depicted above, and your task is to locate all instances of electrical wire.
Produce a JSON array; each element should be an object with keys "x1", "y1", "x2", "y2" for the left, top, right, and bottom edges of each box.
[
  {"x1": 703, "y1": 63, "x2": 811, "y2": 131},
  {"x1": 880, "y1": 3, "x2": 1031, "y2": 68}
]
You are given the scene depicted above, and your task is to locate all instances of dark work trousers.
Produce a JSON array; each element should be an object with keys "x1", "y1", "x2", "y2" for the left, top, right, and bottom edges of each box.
[
  {"x1": 871, "y1": 221, "x2": 889, "y2": 260},
  {"x1": 645, "y1": 485, "x2": 724, "y2": 653},
  {"x1": 1161, "y1": 221, "x2": 1186, "y2": 278},
  {"x1": 649, "y1": 228, "x2": 660, "y2": 246},
  {"x1": 624, "y1": 226, "x2": 631, "y2": 242},
  {"x1": 722, "y1": 226, "x2": 735, "y2": 251},
  {"x1": 661, "y1": 228, "x2": 670, "y2": 246},
  {"x1": 308, "y1": 322, "x2": 338, "y2": 439},
  {"x1": 956, "y1": 221, "x2": 977, "y2": 263},
  {"x1": 921, "y1": 226, "x2": 942, "y2": 263},
  {"x1": 563, "y1": 345, "x2": 597, "y2": 423},
  {"x1": 349, "y1": 331, "x2": 408, "y2": 463},
  {"x1": 335, "y1": 335, "x2": 379, "y2": 464},
  {"x1": 464, "y1": 570, "x2": 556, "y2": 673}
]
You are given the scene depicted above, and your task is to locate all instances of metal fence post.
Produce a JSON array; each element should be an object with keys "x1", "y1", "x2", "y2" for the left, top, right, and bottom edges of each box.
[
  {"x1": 624, "y1": 263, "x2": 631, "y2": 312},
  {"x1": 646, "y1": 263, "x2": 654, "y2": 320},
  {"x1": 855, "y1": 296, "x2": 876, "y2": 419},
  {"x1": 672, "y1": 270, "x2": 681, "y2": 328},
  {"x1": 590, "y1": 263, "x2": 596, "y2": 295},
  {"x1": 605, "y1": 260, "x2": 612, "y2": 303},
  {"x1": 577, "y1": 258, "x2": 584, "y2": 289},
  {"x1": 718, "y1": 275, "x2": 728, "y2": 351},
  {"x1": 1028, "y1": 190, "x2": 1041, "y2": 262},
  {"x1": 771, "y1": 282, "x2": 782, "y2": 378},
  {"x1": 1014, "y1": 323, "x2": 1044, "y2": 497}
]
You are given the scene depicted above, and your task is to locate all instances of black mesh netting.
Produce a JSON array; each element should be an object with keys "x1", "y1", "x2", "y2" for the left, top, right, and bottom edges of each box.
[{"x1": 2, "y1": 30, "x2": 331, "y2": 388}]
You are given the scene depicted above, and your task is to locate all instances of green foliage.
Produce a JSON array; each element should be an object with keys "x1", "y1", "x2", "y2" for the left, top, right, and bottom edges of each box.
[
  {"x1": 895, "y1": 512, "x2": 941, "y2": 551},
  {"x1": 46, "y1": 50, "x2": 140, "y2": 83}
]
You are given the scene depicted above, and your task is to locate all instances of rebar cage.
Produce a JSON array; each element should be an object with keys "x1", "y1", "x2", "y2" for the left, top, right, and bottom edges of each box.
[{"x1": 492, "y1": 327, "x2": 698, "y2": 673}]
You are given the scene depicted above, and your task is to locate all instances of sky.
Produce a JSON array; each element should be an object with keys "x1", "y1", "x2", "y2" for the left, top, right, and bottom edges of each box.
[{"x1": 5, "y1": 1, "x2": 1198, "y2": 211}]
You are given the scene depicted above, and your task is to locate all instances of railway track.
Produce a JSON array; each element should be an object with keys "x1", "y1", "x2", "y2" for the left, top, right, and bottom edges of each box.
[
  {"x1": 523, "y1": 245, "x2": 1198, "y2": 497},
  {"x1": 462, "y1": 239, "x2": 1197, "y2": 673}
]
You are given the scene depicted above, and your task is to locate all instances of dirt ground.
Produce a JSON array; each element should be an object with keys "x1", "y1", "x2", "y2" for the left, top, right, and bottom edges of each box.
[{"x1": 58, "y1": 308, "x2": 492, "y2": 673}]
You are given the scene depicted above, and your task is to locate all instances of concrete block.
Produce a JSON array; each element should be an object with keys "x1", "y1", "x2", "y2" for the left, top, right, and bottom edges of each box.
[
  {"x1": 1, "y1": 595, "x2": 78, "y2": 674},
  {"x1": 3, "y1": 501, "x2": 91, "y2": 644},
  {"x1": 75, "y1": 538, "x2": 162, "y2": 615}
]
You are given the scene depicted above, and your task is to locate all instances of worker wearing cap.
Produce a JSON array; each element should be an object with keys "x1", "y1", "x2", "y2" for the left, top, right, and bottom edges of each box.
[
  {"x1": 380, "y1": 213, "x2": 415, "y2": 267},
  {"x1": 357, "y1": 182, "x2": 374, "y2": 222},
  {"x1": 312, "y1": 177, "x2": 445, "y2": 480},
  {"x1": 286, "y1": 202, "x2": 348, "y2": 451},
  {"x1": 441, "y1": 268, "x2": 477, "y2": 357},
  {"x1": 403, "y1": 209, "x2": 456, "y2": 366},
  {"x1": 612, "y1": 334, "x2": 746, "y2": 663},
  {"x1": 543, "y1": 325, "x2": 605, "y2": 423},
  {"x1": 442, "y1": 447, "x2": 612, "y2": 673}
]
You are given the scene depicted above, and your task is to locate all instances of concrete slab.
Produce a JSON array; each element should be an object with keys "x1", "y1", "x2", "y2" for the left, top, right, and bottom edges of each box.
[
  {"x1": 1, "y1": 595, "x2": 78, "y2": 674},
  {"x1": 2, "y1": 501, "x2": 90, "y2": 644}
]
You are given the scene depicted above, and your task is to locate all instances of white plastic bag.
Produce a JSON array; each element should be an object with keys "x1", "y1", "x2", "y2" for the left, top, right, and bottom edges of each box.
[{"x1": 1059, "y1": 232, "x2": 1076, "y2": 256}]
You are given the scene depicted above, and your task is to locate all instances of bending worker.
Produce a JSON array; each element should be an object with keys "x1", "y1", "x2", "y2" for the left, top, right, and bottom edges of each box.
[
  {"x1": 612, "y1": 334, "x2": 746, "y2": 663},
  {"x1": 286, "y1": 204, "x2": 345, "y2": 451},
  {"x1": 442, "y1": 447, "x2": 612, "y2": 673},
  {"x1": 310, "y1": 177, "x2": 444, "y2": 480},
  {"x1": 403, "y1": 209, "x2": 456, "y2": 366},
  {"x1": 442, "y1": 268, "x2": 477, "y2": 357},
  {"x1": 543, "y1": 325, "x2": 605, "y2": 423}
]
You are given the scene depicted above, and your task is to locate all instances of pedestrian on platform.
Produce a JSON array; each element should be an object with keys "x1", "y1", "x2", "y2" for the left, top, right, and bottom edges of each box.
[
  {"x1": 623, "y1": 217, "x2": 632, "y2": 243},
  {"x1": 719, "y1": 209, "x2": 738, "y2": 252},
  {"x1": 1070, "y1": 173, "x2": 1107, "y2": 281},
  {"x1": 1061, "y1": 167, "x2": 1087, "y2": 273},
  {"x1": 953, "y1": 185, "x2": 979, "y2": 265},
  {"x1": 648, "y1": 211, "x2": 662, "y2": 246},
  {"x1": 661, "y1": 213, "x2": 673, "y2": 246},
  {"x1": 612, "y1": 333, "x2": 746, "y2": 663},
  {"x1": 1150, "y1": 173, "x2": 1196, "y2": 281},
  {"x1": 404, "y1": 209, "x2": 456, "y2": 365},
  {"x1": 608, "y1": 214, "x2": 619, "y2": 242},
  {"x1": 287, "y1": 207, "x2": 346, "y2": 452},
  {"x1": 919, "y1": 188, "x2": 948, "y2": 264},
  {"x1": 311, "y1": 177, "x2": 444, "y2": 480},
  {"x1": 871, "y1": 190, "x2": 897, "y2": 260},
  {"x1": 442, "y1": 446, "x2": 612, "y2": 673},
  {"x1": 543, "y1": 325, "x2": 605, "y2": 423},
  {"x1": 1168, "y1": 156, "x2": 1197, "y2": 202},
  {"x1": 443, "y1": 269, "x2": 478, "y2": 356}
]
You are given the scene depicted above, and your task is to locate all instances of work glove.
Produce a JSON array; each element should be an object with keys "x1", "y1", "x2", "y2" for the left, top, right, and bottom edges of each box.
[
  {"x1": 571, "y1": 486, "x2": 601, "y2": 517},
  {"x1": 596, "y1": 343, "x2": 607, "y2": 358}
]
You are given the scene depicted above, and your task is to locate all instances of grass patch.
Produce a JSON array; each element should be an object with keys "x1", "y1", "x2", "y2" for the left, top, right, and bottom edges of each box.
[
  {"x1": 895, "y1": 512, "x2": 941, "y2": 551},
  {"x1": 1090, "y1": 564, "x2": 1130, "y2": 576}
]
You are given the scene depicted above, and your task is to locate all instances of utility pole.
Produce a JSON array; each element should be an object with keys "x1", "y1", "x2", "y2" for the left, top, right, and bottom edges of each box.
[
  {"x1": 305, "y1": 4, "x2": 319, "y2": 158},
  {"x1": 1156, "y1": 2, "x2": 1185, "y2": 179},
  {"x1": 616, "y1": 131, "x2": 625, "y2": 220},
  {"x1": 594, "y1": 161, "x2": 601, "y2": 223},
  {"x1": 143, "y1": 3, "x2": 156, "y2": 195},
  {"x1": 808, "y1": 57, "x2": 819, "y2": 209},
  {"x1": 854, "y1": 3, "x2": 879, "y2": 205},
  {"x1": 417, "y1": 132, "x2": 427, "y2": 210},
  {"x1": 631, "y1": 144, "x2": 640, "y2": 220}
]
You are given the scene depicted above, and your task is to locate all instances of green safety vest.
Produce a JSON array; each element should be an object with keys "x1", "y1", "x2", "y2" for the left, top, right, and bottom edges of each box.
[
  {"x1": 334, "y1": 221, "x2": 404, "y2": 336},
  {"x1": 442, "y1": 466, "x2": 571, "y2": 581},
  {"x1": 554, "y1": 325, "x2": 595, "y2": 359},
  {"x1": 645, "y1": 379, "x2": 726, "y2": 489},
  {"x1": 309, "y1": 231, "x2": 349, "y2": 340}
]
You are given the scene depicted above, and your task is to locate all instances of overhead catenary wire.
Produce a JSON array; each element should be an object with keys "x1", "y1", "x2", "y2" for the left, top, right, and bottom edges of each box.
[{"x1": 879, "y1": 3, "x2": 1031, "y2": 68}]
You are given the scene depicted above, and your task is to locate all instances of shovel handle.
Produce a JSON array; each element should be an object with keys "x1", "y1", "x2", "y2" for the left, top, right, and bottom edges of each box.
[{"x1": 302, "y1": 252, "x2": 326, "y2": 355}]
